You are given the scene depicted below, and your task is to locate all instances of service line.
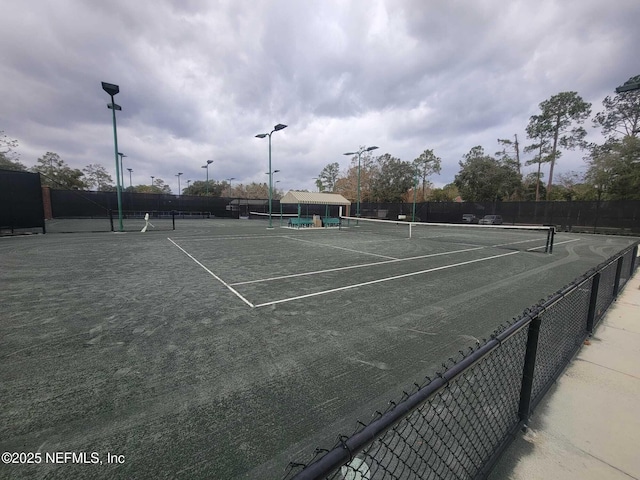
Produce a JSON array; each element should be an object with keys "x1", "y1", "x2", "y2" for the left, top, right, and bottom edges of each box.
[
  {"x1": 284, "y1": 235, "x2": 399, "y2": 260},
  {"x1": 252, "y1": 250, "x2": 520, "y2": 308},
  {"x1": 527, "y1": 238, "x2": 581, "y2": 251},
  {"x1": 229, "y1": 245, "x2": 485, "y2": 286}
]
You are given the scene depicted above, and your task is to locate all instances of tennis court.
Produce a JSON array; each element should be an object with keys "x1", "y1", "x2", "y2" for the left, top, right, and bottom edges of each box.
[{"x1": 0, "y1": 218, "x2": 637, "y2": 479}]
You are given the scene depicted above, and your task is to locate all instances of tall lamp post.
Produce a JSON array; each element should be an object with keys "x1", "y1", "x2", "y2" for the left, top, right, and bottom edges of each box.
[
  {"x1": 255, "y1": 123, "x2": 287, "y2": 228},
  {"x1": 127, "y1": 168, "x2": 133, "y2": 188},
  {"x1": 412, "y1": 168, "x2": 418, "y2": 222},
  {"x1": 202, "y1": 159, "x2": 213, "y2": 195},
  {"x1": 226, "y1": 177, "x2": 236, "y2": 198},
  {"x1": 150, "y1": 176, "x2": 154, "y2": 190},
  {"x1": 176, "y1": 172, "x2": 183, "y2": 196},
  {"x1": 118, "y1": 152, "x2": 127, "y2": 191},
  {"x1": 343, "y1": 145, "x2": 378, "y2": 218},
  {"x1": 101, "y1": 81, "x2": 124, "y2": 231}
]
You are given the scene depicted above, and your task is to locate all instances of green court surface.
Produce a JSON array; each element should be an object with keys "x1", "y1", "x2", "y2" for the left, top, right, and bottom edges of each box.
[{"x1": 0, "y1": 218, "x2": 637, "y2": 479}]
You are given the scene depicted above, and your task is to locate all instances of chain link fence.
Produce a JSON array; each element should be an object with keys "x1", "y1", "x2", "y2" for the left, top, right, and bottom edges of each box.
[
  {"x1": 357, "y1": 200, "x2": 640, "y2": 235},
  {"x1": 284, "y1": 242, "x2": 639, "y2": 480}
]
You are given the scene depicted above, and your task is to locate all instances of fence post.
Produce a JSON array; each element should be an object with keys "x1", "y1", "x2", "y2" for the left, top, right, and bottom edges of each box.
[
  {"x1": 612, "y1": 256, "x2": 624, "y2": 299},
  {"x1": 586, "y1": 273, "x2": 601, "y2": 334},
  {"x1": 518, "y1": 313, "x2": 542, "y2": 427}
]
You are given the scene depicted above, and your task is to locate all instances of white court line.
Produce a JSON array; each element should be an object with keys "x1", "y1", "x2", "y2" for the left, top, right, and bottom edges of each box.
[
  {"x1": 492, "y1": 238, "x2": 548, "y2": 248},
  {"x1": 229, "y1": 246, "x2": 485, "y2": 286},
  {"x1": 284, "y1": 235, "x2": 399, "y2": 260},
  {"x1": 170, "y1": 235, "x2": 289, "y2": 242},
  {"x1": 527, "y1": 238, "x2": 580, "y2": 251},
  {"x1": 253, "y1": 250, "x2": 519, "y2": 308},
  {"x1": 167, "y1": 238, "x2": 255, "y2": 308}
]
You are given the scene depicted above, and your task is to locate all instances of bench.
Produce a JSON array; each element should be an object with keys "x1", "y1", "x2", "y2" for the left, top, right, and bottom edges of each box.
[
  {"x1": 322, "y1": 217, "x2": 340, "y2": 228},
  {"x1": 288, "y1": 218, "x2": 314, "y2": 228}
]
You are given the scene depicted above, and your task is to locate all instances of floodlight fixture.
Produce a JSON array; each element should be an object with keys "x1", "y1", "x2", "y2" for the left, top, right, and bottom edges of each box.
[
  {"x1": 255, "y1": 123, "x2": 287, "y2": 228},
  {"x1": 343, "y1": 145, "x2": 380, "y2": 218},
  {"x1": 101, "y1": 82, "x2": 119, "y2": 96},
  {"x1": 101, "y1": 81, "x2": 124, "y2": 231},
  {"x1": 226, "y1": 177, "x2": 236, "y2": 197},
  {"x1": 202, "y1": 160, "x2": 214, "y2": 194}
]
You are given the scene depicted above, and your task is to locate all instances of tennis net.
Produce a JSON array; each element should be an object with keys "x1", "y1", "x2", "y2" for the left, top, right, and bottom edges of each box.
[{"x1": 339, "y1": 216, "x2": 556, "y2": 253}]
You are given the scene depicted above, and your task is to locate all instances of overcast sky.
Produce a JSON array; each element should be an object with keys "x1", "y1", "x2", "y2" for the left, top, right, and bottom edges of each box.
[{"x1": 1, "y1": 0, "x2": 638, "y2": 193}]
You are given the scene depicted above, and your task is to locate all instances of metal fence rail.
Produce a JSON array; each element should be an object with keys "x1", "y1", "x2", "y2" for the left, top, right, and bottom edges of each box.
[{"x1": 284, "y1": 242, "x2": 639, "y2": 480}]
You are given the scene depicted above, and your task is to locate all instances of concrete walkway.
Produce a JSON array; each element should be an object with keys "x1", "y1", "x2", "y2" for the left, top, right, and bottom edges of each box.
[{"x1": 489, "y1": 269, "x2": 640, "y2": 480}]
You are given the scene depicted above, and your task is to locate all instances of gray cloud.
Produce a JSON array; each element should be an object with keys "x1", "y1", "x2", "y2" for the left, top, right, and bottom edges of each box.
[{"x1": 1, "y1": 0, "x2": 638, "y2": 192}]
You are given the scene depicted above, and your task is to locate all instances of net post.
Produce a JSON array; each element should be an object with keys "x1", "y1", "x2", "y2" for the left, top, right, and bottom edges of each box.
[
  {"x1": 172, "y1": 210, "x2": 176, "y2": 230},
  {"x1": 409, "y1": 222, "x2": 412, "y2": 239},
  {"x1": 545, "y1": 228, "x2": 551, "y2": 253},
  {"x1": 545, "y1": 226, "x2": 555, "y2": 254},
  {"x1": 109, "y1": 209, "x2": 114, "y2": 232}
]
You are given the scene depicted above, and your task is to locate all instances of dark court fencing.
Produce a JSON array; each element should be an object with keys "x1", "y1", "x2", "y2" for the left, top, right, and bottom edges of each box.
[
  {"x1": 358, "y1": 200, "x2": 640, "y2": 235},
  {"x1": 0, "y1": 169, "x2": 45, "y2": 234},
  {"x1": 48, "y1": 189, "x2": 239, "y2": 219},
  {"x1": 39, "y1": 189, "x2": 240, "y2": 232},
  {"x1": 284, "y1": 242, "x2": 639, "y2": 480}
]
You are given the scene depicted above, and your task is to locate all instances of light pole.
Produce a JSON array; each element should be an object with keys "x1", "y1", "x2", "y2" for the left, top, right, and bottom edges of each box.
[
  {"x1": 186, "y1": 179, "x2": 191, "y2": 193},
  {"x1": 412, "y1": 168, "x2": 418, "y2": 222},
  {"x1": 127, "y1": 168, "x2": 133, "y2": 189},
  {"x1": 118, "y1": 152, "x2": 127, "y2": 191},
  {"x1": 255, "y1": 123, "x2": 287, "y2": 228},
  {"x1": 226, "y1": 177, "x2": 236, "y2": 198},
  {"x1": 176, "y1": 172, "x2": 183, "y2": 196},
  {"x1": 150, "y1": 176, "x2": 154, "y2": 190},
  {"x1": 343, "y1": 145, "x2": 378, "y2": 218},
  {"x1": 202, "y1": 159, "x2": 213, "y2": 195},
  {"x1": 101, "y1": 81, "x2": 124, "y2": 231}
]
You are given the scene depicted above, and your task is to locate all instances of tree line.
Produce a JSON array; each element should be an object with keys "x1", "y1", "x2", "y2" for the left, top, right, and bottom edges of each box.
[
  {"x1": 317, "y1": 82, "x2": 639, "y2": 203},
  {"x1": 0, "y1": 142, "x2": 284, "y2": 199},
  {"x1": 3, "y1": 76, "x2": 638, "y2": 203}
]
